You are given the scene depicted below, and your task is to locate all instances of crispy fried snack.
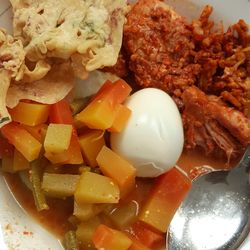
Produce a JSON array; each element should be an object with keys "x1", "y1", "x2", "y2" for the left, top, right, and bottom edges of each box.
[
  {"x1": 0, "y1": 29, "x2": 74, "y2": 127},
  {"x1": 10, "y1": 0, "x2": 126, "y2": 79},
  {"x1": 7, "y1": 62, "x2": 75, "y2": 109},
  {"x1": 0, "y1": 29, "x2": 25, "y2": 125}
]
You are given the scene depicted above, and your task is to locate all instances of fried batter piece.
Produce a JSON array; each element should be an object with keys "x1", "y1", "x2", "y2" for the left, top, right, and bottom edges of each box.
[
  {"x1": 0, "y1": 29, "x2": 75, "y2": 128},
  {"x1": 0, "y1": 29, "x2": 25, "y2": 126},
  {"x1": 182, "y1": 86, "x2": 250, "y2": 159},
  {"x1": 123, "y1": 0, "x2": 200, "y2": 96},
  {"x1": 10, "y1": 0, "x2": 126, "y2": 79}
]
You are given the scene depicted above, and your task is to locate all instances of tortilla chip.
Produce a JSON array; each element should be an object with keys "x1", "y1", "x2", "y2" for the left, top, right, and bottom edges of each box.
[{"x1": 7, "y1": 62, "x2": 75, "y2": 108}]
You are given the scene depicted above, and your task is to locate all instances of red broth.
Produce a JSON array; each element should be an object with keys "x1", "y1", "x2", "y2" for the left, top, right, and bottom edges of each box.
[{"x1": 3, "y1": 149, "x2": 239, "y2": 248}]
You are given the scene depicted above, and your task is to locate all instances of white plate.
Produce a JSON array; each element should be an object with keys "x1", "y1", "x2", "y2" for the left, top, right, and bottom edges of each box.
[{"x1": 0, "y1": 0, "x2": 249, "y2": 249}]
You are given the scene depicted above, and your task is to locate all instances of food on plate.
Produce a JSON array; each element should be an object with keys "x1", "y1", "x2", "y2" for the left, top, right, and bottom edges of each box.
[
  {"x1": 0, "y1": 0, "x2": 249, "y2": 250},
  {"x1": 110, "y1": 0, "x2": 250, "y2": 159},
  {"x1": 6, "y1": 62, "x2": 75, "y2": 108},
  {"x1": 182, "y1": 86, "x2": 250, "y2": 160},
  {"x1": 111, "y1": 88, "x2": 184, "y2": 177},
  {"x1": 10, "y1": 0, "x2": 127, "y2": 79},
  {"x1": 0, "y1": 29, "x2": 50, "y2": 126},
  {"x1": 0, "y1": 0, "x2": 126, "y2": 127}
]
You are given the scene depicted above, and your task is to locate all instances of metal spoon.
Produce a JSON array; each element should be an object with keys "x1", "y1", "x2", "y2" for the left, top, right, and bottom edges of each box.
[{"x1": 168, "y1": 147, "x2": 250, "y2": 250}]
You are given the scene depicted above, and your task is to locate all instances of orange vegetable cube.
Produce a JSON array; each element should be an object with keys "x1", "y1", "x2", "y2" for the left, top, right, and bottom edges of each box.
[
  {"x1": 75, "y1": 99, "x2": 115, "y2": 130},
  {"x1": 108, "y1": 104, "x2": 131, "y2": 133},
  {"x1": 96, "y1": 146, "x2": 136, "y2": 197},
  {"x1": 75, "y1": 172, "x2": 120, "y2": 204},
  {"x1": 1, "y1": 122, "x2": 42, "y2": 162},
  {"x1": 92, "y1": 224, "x2": 132, "y2": 250},
  {"x1": 22, "y1": 124, "x2": 48, "y2": 143},
  {"x1": 129, "y1": 238, "x2": 151, "y2": 250},
  {"x1": 75, "y1": 80, "x2": 132, "y2": 130},
  {"x1": 79, "y1": 130, "x2": 105, "y2": 167},
  {"x1": 44, "y1": 124, "x2": 73, "y2": 154},
  {"x1": 92, "y1": 79, "x2": 132, "y2": 105},
  {"x1": 64, "y1": 132, "x2": 84, "y2": 164},
  {"x1": 139, "y1": 167, "x2": 192, "y2": 232},
  {"x1": 9, "y1": 101, "x2": 50, "y2": 126},
  {"x1": 130, "y1": 221, "x2": 164, "y2": 249}
]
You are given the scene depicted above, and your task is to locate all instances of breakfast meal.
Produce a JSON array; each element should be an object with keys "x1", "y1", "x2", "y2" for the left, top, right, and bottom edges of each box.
[{"x1": 0, "y1": 0, "x2": 249, "y2": 250}]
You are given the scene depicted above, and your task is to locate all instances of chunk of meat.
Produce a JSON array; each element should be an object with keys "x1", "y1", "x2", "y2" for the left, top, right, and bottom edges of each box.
[
  {"x1": 182, "y1": 86, "x2": 250, "y2": 159},
  {"x1": 123, "y1": 0, "x2": 200, "y2": 95},
  {"x1": 191, "y1": 6, "x2": 250, "y2": 115}
]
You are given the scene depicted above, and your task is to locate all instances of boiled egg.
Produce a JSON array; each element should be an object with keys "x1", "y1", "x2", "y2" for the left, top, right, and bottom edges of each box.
[{"x1": 110, "y1": 88, "x2": 184, "y2": 177}]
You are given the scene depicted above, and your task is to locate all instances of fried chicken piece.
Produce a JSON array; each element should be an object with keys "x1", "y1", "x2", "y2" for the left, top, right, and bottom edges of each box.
[
  {"x1": 123, "y1": 0, "x2": 200, "y2": 95},
  {"x1": 182, "y1": 86, "x2": 250, "y2": 160}
]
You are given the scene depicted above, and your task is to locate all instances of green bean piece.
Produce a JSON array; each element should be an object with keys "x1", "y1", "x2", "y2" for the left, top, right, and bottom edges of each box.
[
  {"x1": 42, "y1": 173, "x2": 80, "y2": 198},
  {"x1": 70, "y1": 97, "x2": 91, "y2": 115},
  {"x1": 30, "y1": 160, "x2": 49, "y2": 211},
  {"x1": 64, "y1": 230, "x2": 80, "y2": 250}
]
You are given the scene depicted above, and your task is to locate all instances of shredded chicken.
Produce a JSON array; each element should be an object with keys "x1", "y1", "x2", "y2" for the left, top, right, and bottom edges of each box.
[
  {"x1": 191, "y1": 6, "x2": 250, "y2": 115},
  {"x1": 182, "y1": 86, "x2": 250, "y2": 159}
]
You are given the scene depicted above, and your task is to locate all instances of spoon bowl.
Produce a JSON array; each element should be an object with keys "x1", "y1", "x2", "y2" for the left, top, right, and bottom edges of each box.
[{"x1": 168, "y1": 147, "x2": 250, "y2": 250}]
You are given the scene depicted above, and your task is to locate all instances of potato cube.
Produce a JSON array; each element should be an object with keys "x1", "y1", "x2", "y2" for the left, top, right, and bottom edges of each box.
[
  {"x1": 74, "y1": 172, "x2": 120, "y2": 204},
  {"x1": 44, "y1": 124, "x2": 72, "y2": 154}
]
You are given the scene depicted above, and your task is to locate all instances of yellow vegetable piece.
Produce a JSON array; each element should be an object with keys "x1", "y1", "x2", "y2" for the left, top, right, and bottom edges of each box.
[
  {"x1": 1, "y1": 149, "x2": 30, "y2": 173},
  {"x1": 44, "y1": 124, "x2": 73, "y2": 154},
  {"x1": 78, "y1": 130, "x2": 105, "y2": 168},
  {"x1": 108, "y1": 104, "x2": 131, "y2": 133},
  {"x1": 75, "y1": 100, "x2": 115, "y2": 130},
  {"x1": 96, "y1": 146, "x2": 136, "y2": 197},
  {"x1": 76, "y1": 217, "x2": 101, "y2": 250},
  {"x1": 73, "y1": 202, "x2": 106, "y2": 221},
  {"x1": 74, "y1": 172, "x2": 120, "y2": 204},
  {"x1": 9, "y1": 101, "x2": 50, "y2": 126},
  {"x1": 104, "y1": 201, "x2": 138, "y2": 229},
  {"x1": 44, "y1": 151, "x2": 69, "y2": 165},
  {"x1": 13, "y1": 149, "x2": 30, "y2": 172}
]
